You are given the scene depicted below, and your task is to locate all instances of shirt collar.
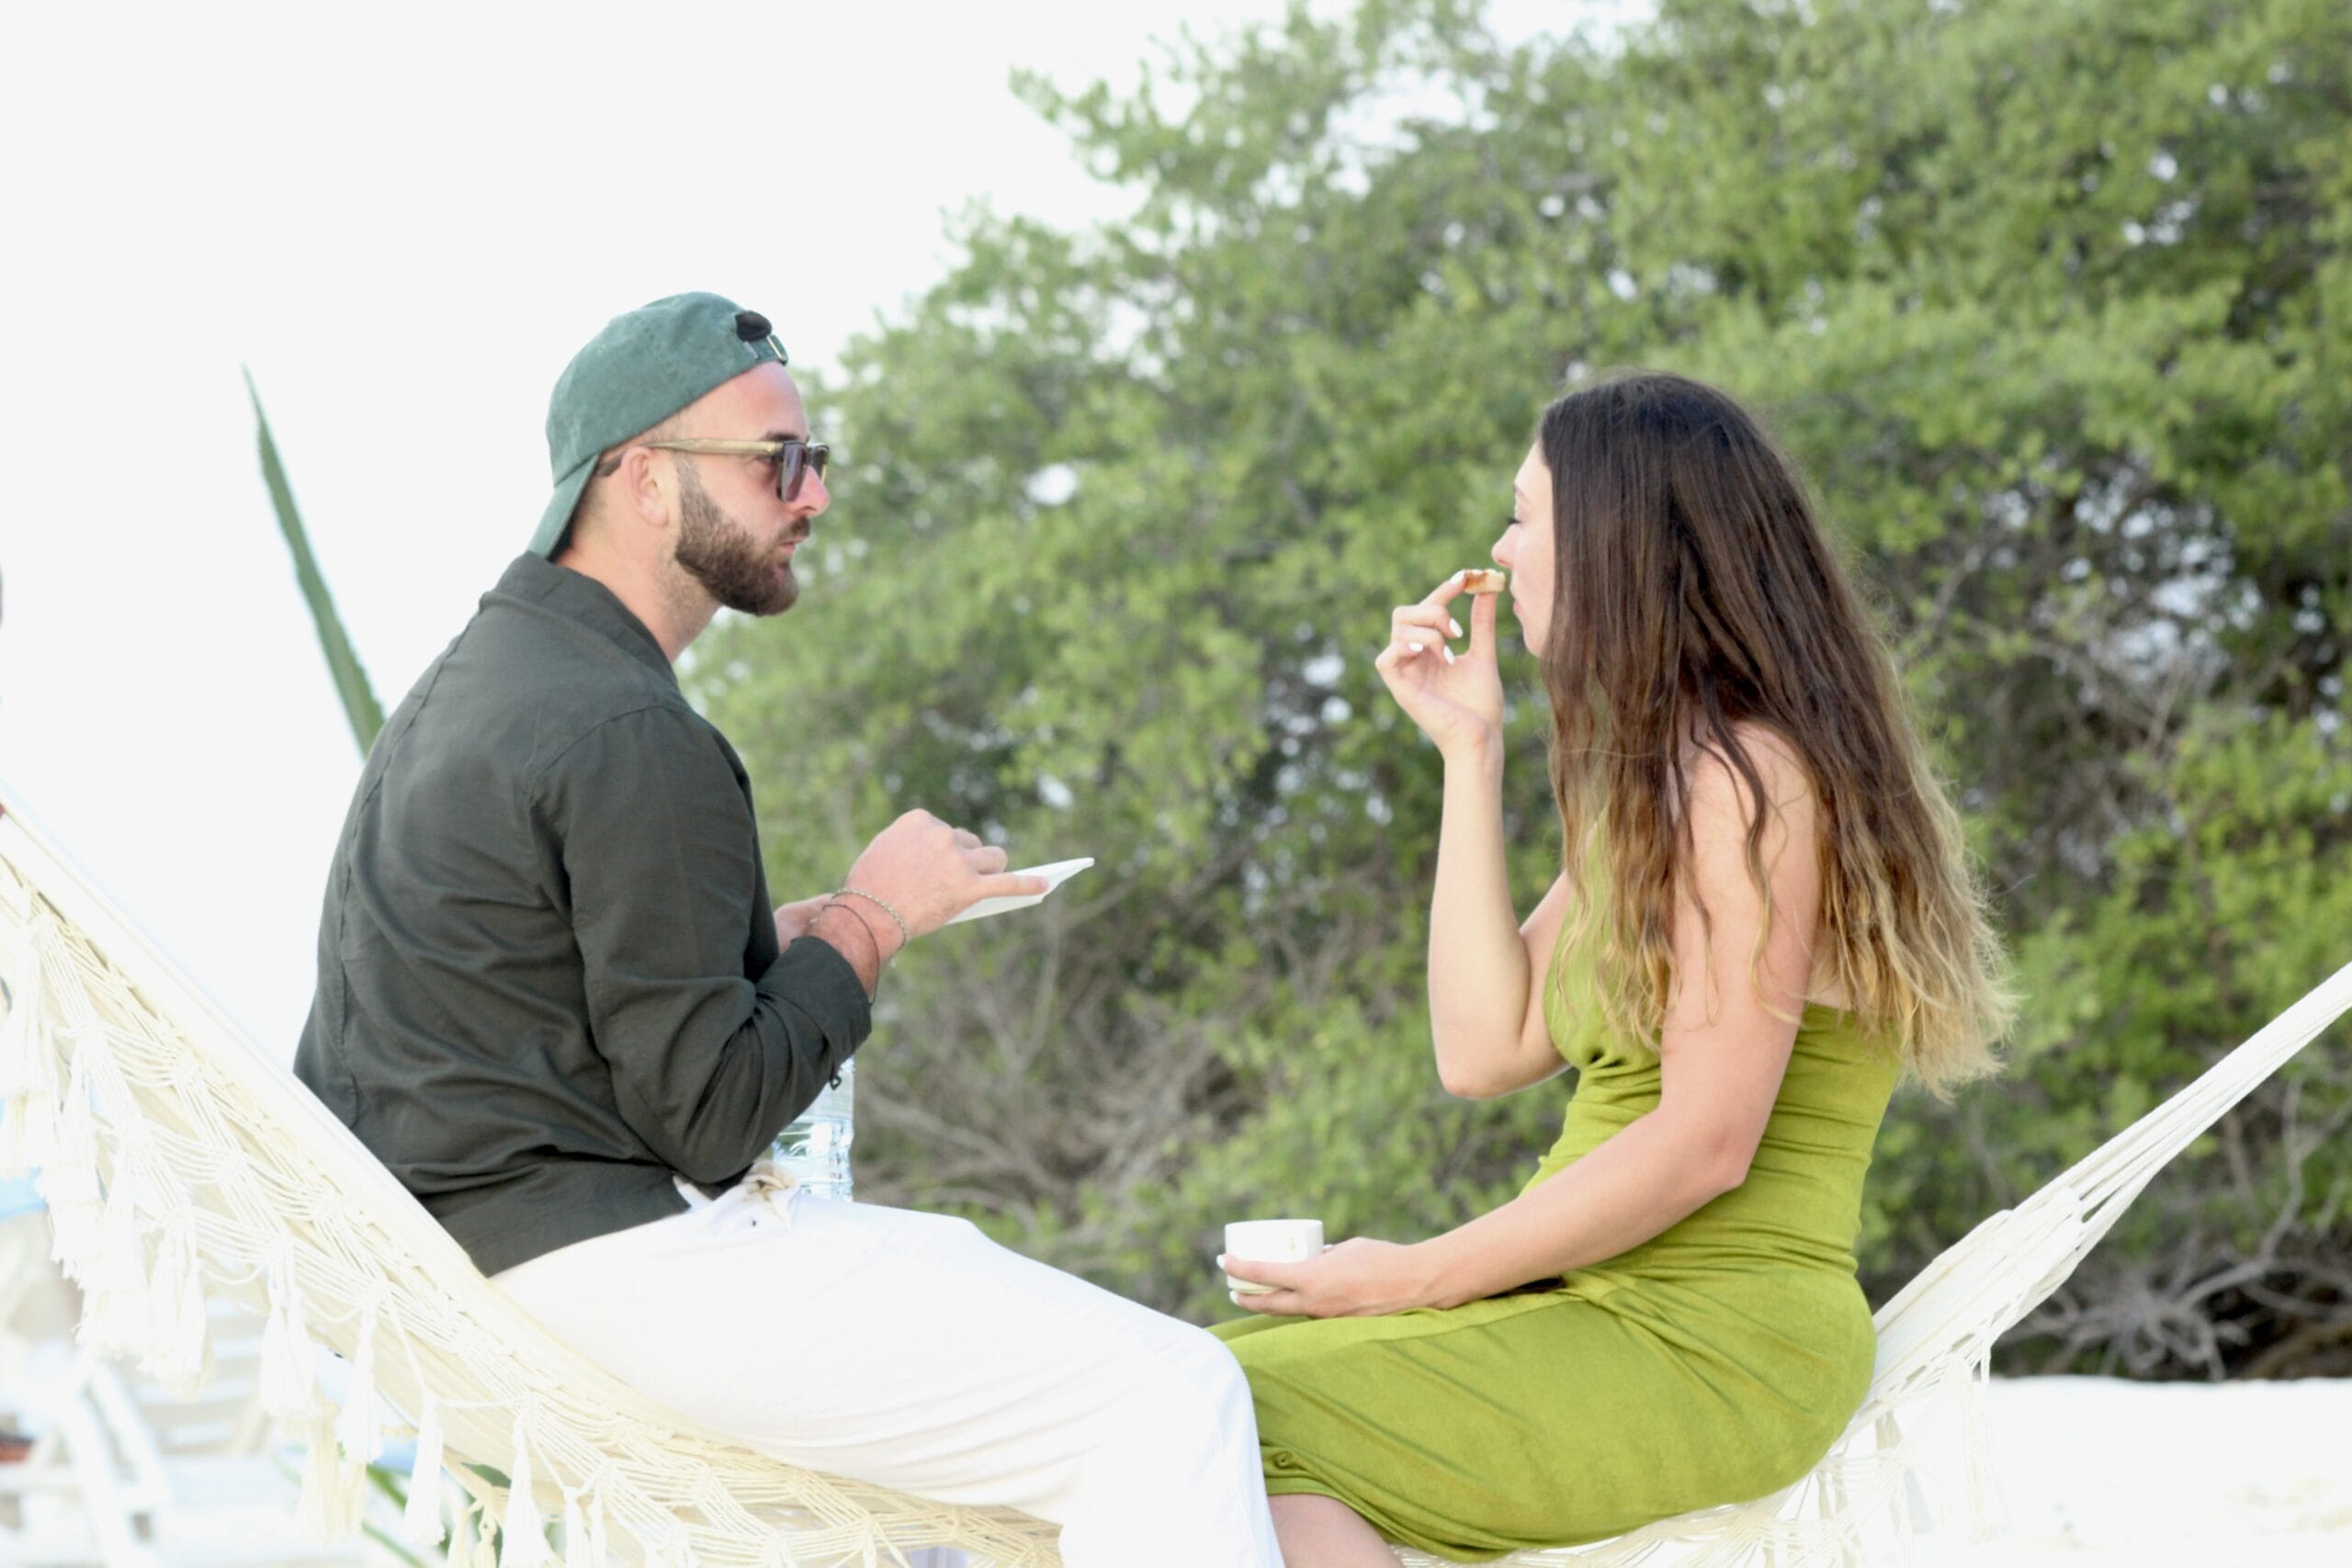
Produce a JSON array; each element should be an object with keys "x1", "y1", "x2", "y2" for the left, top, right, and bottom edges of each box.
[{"x1": 492, "y1": 553, "x2": 675, "y2": 683}]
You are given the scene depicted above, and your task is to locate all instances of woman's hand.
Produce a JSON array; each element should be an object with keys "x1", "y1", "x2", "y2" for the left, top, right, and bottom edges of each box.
[
  {"x1": 1374, "y1": 572, "x2": 1505, "y2": 760},
  {"x1": 1221, "y1": 1238, "x2": 1439, "y2": 1318}
]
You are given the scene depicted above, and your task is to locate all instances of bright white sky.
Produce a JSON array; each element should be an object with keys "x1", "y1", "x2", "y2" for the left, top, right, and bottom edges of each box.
[{"x1": 0, "y1": 1, "x2": 1641, "y2": 1057}]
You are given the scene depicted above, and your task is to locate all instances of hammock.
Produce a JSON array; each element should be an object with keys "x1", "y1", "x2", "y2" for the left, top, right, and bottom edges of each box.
[{"x1": 0, "y1": 782, "x2": 2345, "y2": 1568}]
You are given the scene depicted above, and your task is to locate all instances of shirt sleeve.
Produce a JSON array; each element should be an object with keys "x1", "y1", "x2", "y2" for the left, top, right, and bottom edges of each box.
[{"x1": 537, "y1": 705, "x2": 870, "y2": 1185}]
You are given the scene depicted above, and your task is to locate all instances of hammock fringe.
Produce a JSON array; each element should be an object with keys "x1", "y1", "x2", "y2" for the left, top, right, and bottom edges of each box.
[
  {"x1": 503, "y1": 1401, "x2": 550, "y2": 1568},
  {"x1": 397, "y1": 1392, "x2": 445, "y2": 1547}
]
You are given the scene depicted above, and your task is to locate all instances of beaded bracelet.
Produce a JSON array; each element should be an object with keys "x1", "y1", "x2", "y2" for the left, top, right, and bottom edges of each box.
[
  {"x1": 831, "y1": 886, "x2": 912, "y2": 953},
  {"x1": 812, "y1": 899, "x2": 888, "y2": 1001}
]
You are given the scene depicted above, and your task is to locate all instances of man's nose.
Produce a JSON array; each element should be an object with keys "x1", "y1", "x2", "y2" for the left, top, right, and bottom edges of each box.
[{"x1": 793, "y1": 467, "x2": 831, "y2": 517}]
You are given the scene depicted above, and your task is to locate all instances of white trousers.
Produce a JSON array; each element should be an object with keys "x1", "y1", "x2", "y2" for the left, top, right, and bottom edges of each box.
[{"x1": 491, "y1": 1166, "x2": 1283, "y2": 1568}]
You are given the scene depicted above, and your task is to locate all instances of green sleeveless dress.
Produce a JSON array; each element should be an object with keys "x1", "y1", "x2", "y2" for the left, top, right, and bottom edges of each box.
[{"x1": 1212, "y1": 896, "x2": 1902, "y2": 1559}]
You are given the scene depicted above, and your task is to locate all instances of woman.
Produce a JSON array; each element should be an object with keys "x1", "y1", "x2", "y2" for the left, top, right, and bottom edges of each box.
[{"x1": 1214, "y1": 370, "x2": 2014, "y2": 1565}]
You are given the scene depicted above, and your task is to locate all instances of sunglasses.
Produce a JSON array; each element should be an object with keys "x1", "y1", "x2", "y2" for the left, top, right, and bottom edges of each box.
[{"x1": 641, "y1": 436, "x2": 831, "y2": 502}]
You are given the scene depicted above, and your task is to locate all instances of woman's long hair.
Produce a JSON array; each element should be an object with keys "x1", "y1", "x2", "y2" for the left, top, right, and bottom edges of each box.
[{"x1": 1537, "y1": 370, "x2": 2012, "y2": 1096}]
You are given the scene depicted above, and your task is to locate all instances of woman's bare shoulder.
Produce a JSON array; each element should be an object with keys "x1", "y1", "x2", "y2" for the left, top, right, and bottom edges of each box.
[{"x1": 1681, "y1": 720, "x2": 1818, "y2": 829}]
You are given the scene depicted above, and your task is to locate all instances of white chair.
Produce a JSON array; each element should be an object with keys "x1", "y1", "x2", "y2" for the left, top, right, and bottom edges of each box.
[
  {"x1": 1, "y1": 782, "x2": 2344, "y2": 1567},
  {"x1": 5, "y1": 1235, "x2": 383, "y2": 1566}
]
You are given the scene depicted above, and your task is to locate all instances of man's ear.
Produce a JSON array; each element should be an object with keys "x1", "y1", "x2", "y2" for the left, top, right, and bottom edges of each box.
[{"x1": 619, "y1": 446, "x2": 674, "y2": 532}]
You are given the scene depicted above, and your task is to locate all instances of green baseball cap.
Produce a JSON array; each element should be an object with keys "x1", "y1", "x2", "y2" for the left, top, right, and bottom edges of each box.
[{"x1": 529, "y1": 291, "x2": 789, "y2": 557}]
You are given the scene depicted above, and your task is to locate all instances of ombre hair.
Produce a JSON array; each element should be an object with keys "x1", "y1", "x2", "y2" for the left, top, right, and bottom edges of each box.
[{"x1": 1536, "y1": 370, "x2": 2012, "y2": 1096}]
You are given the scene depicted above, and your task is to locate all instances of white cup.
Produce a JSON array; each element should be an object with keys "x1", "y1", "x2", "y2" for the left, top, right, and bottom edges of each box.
[{"x1": 1223, "y1": 1218, "x2": 1325, "y2": 1295}]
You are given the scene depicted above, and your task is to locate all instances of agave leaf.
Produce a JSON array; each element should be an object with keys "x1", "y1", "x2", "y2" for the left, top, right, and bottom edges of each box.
[{"x1": 244, "y1": 367, "x2": 385, "y2": 756}]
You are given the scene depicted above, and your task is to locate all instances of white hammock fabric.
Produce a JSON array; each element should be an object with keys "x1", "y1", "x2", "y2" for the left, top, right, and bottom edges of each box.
[{"x1": 0, "y1": 784, "x2": 2346, "y2": 1568}]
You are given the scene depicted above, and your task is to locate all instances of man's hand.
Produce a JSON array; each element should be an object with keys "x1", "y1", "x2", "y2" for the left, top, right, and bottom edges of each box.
[
  {"x1": 840, "y1": 810, "x2": 1049, "y2": 942},
  {"x1": 773, "y1": 896, "x2": 833, "y2": 947},
  {"x1": 1218, "y1": 1238, "x2": 1441, "y2": 1318}
]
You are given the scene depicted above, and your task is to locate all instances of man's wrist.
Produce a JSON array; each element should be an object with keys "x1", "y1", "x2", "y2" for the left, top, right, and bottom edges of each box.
[
  {"x1": 830, "y1": 886, "x2": 912, "y2": 958},
  {"x1": 807, "y1": 901, "x2": 888, "y2": 995}
]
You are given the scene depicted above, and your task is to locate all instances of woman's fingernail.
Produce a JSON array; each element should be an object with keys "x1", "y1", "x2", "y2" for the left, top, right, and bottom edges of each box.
[
  {"x1": 1448, "y1": 618, "x2": 1463, "y2": 637},
  {"x1": 1407, "y1": 640, "x2": 1425, "y2": 652}
]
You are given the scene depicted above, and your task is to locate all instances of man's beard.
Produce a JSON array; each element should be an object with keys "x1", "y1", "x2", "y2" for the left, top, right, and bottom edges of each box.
[{"x1": 673, "y1": 460, "x2": 799, "y2": 615}]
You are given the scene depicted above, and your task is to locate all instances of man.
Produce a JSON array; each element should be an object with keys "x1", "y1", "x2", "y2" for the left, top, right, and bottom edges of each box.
[{"x1": 293, "y1": 294, "x2": 1282, "y2": 1566}]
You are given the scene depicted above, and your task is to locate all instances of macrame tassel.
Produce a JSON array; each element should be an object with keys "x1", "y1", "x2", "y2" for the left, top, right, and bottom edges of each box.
[
  {"x1": 142, "y1": 1222, "x2": 212, "y2": 1396},
  {"x1": 292, "y1": 1406, "x2": 336, "y2": 1538},
  {"x1": 86, "y1": 1266, "x2": 152, "y2": 1357},
  {"x1": 83, "y1": 1165, "x2": 156, "y2": 1359},
  {"x1": 51, "y1": 1038, "x2": 96, "y2": 1177},
  {"x1": 0, "y1": 929, "x2": 64, "y2": 1179},
  {"x1": 445, "y1": 1501, "x2": 481, "y2": 1568},
  {"x1": 560, "y1": 1487, "x2": 588, "y2": 1568},
  {"x1": 1956, "y1": 1360, "x2": 2005, "y2": 1539},
  {"x1": 85, "y1": 1156, "x2": 147, "y2": 1287},
  {"x1": 39, "y1": 1155, "x2": 100, "y2": 1267},
  {"x1": 258, "y1": 1252, "x2": 316, "y2": 1414},
  {"x1": 327, "y1": 1457, "x2": 368, "y2": 1538},
  {"x1": 585, "y1": 1487, "x2": 609, "y2": 1568},
  {"x1": 1874, "y1": 1404, "x2": 1928, "y2": 1549},
  {"x1": 499, "y1": 1405, "x2": 548, "y2": 1568},
  {"x1": 401, "y1": 1393, "x2": 448, "y2": 1546},
  {"x1": 24, "y1": 1020, "x2": 93, "y2": 1258},
  {"x1": 652, "y1": 1528, "x2": 695, "y2": 1568},
  {"x1": 292, "y1": 1402, "x2": 368, "y2": 1542},
  {"x1": 441, "y1": 1512, "x2": 468, "y2": 1568},
  {"x1": 23, "y1": 956, "x2": 96, "y2": 1177},
  {"x1": 334, "y1": 1299, "x2": 381, "y2": 1464},
  {"x1": 1811, "y1": 1460, "x2": 1849, "y2": 1549},
  {"x1": 0, "y1": 964, "x2": 35, "y2": 1169}
]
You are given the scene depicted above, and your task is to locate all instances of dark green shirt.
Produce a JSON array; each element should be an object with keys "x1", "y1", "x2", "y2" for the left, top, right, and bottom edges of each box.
[{"x1": 293, "y1": 553, "x2": 870, "y2": 1276}]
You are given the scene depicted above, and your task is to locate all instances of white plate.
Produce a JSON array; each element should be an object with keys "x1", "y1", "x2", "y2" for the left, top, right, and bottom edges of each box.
[{"x1": 943, "y1": 856, "x2": 1095, "y2": 925}]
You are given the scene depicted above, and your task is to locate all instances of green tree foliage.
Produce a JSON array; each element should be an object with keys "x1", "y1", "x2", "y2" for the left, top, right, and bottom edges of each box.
[{"x1": 693, "y1": 0, "x2": 2351, "y2": 1372}]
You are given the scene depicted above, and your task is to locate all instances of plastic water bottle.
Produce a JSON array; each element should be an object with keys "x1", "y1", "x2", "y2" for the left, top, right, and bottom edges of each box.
[{"x1": 771, "y1": 1058, "x2": 854, "y2": 1201}]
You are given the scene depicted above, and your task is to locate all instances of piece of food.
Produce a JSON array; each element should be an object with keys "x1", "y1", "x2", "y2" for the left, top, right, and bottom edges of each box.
[{"x1": 1457, "y1": 568, "x2": 1508, "y2": 594}]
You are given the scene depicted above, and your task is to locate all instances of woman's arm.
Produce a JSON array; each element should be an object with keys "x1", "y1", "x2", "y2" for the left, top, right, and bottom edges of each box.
[
  {"x1": 1374, "y1": 580, "x2": 1573, "y2": 1100},
  {"x1": 1424, "y1": 740, "x2": 1577, "y2": 1099},
  {"x1": 1227, "y1": 728, "x2": 1824, "y2": 1315}
]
